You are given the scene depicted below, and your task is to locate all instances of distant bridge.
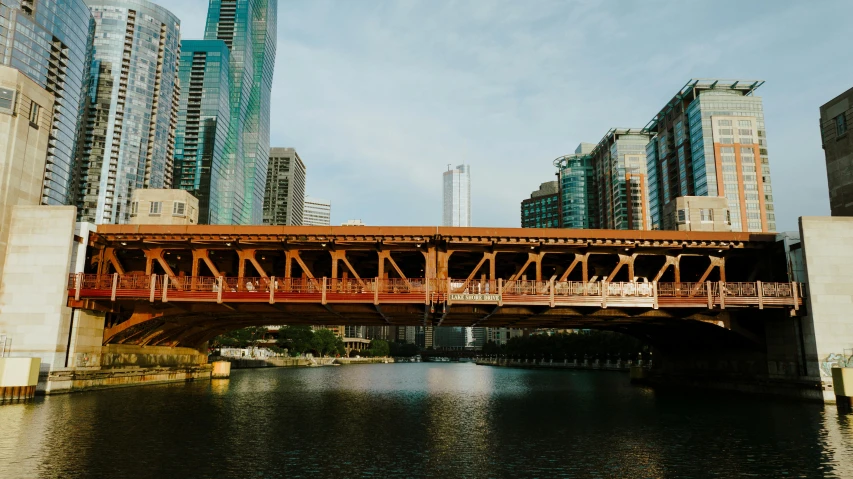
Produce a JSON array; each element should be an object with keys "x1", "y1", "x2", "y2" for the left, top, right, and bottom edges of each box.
[{"x1": 67, "y1": 225, "x2": 802, "y2": 349}]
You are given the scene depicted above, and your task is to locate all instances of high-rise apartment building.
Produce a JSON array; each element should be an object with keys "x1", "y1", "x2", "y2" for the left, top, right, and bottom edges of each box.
[
  {"x1": 302, "y1": 196, "x2": 331, "y2": 226},
  {"x1": 443, "y1": 164, "x2": 471, "y2": 227},
  {"x1": 521, "y1": 181, "x2": 560, "y2": 228},
  {"x1": 590, "y1": 129, "x2": 651, "y2": 230},
  {"x1": 433, "y1": 327, "x2": 468, "y2": 349},
  {"x1": 644, "y1": 79, "x2": 776, "y2": 232},
  {"x1": 77, "y1": 0, "x2": 181, "y2": 224},
  {"x1": 263, "y1": 148, "x2": 306, "y2": 226},
  {"x1": 173, "y1": 40, "x2": 232, "y2": 224},
  {"x1": 820, "y1": 87, "x2": 853, "y2": 216},
  {"x1": 129, "y1": 189, "x2": 199, "y2": 225},
  {"x1": 0, "y1": 66, "x2": 54, "y2": 279},
  {"x1": 0, "y1": 0, "x2": 94, "y2": 207},
  {"x1": 204, "y1": 0, "x2": 277, "y2": 225},
  {"x1": 554, "y1": 143, "x2": 596, "y2": 229}
]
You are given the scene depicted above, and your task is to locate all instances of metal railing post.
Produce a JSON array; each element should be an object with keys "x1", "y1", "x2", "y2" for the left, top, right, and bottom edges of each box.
[
  {"x1": 549, "y1": 277, "x2": 555, "y2": 307},
  {"x1": 652, "y1": 281, "x2": 658, "y2": 310},
  {"x1": 162, "y1": 275, "x2": 169, "y2": 302},
  {"x1": 374, "y1": 277, "x2": 380, "y2": 305},
  {"x1": 792, "y1": 282, "x2": 799, "y2": 311},
  {"x1": 111, "y1": 273, "x2": 118, "y2": 301},
  {"x1": 74, "y1": 272, "x2": 82, "y2": 301},
  {"x1": 757, "y1": 280, "x2": 763, "y2": 309},
  {"x1": 719, "y1": 281, "x2": 726, "y2": 310},
  {"x1": 217, "y1": 276, "x2": 223, "y2": 304},
  {"x1": 321, "y1": 277, "x2": 327, "y2": 305},
  {"x1": 706, "y1": 281, "x2": 712, "y2": 309},
  {"x1": 149, "y1": 274, "x2": 157, "y2": 302},
  {"x1": 269, "y1": 276, "x2": 275, "y2": 304}
]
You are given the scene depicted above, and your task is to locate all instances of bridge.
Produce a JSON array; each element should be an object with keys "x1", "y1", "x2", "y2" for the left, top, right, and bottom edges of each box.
[{"x1": 66, "y1": 225, "x2": 802, "y2": 350}]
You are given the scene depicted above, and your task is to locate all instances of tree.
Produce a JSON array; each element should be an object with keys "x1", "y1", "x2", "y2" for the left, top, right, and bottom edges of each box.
[
  {"x1": 212, "y1": 326, "x2": 268, "y2": 348},
  {"x1": 366, "y1": 339, "x2": 390, "y2": 358},
  {"x1": 312, "y1": 328, "x2": 342, "y2": 357},
  {"x1": 389, "y1": 340, "x2": 419, "y2": 357},
  {"x1": 278, "y1": 325, "x2": 315, "y2": 356}
]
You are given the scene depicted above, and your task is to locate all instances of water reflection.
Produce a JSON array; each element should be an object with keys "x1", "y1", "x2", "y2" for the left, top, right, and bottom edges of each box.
[{"x1": 0, "y1": 363, "x2": 851, "y2": 478}]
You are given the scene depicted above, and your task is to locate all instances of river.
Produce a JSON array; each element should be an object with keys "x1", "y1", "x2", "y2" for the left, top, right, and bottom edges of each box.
[{"x1": 0, "y1": 363, "x2": 851, "y2": 478}]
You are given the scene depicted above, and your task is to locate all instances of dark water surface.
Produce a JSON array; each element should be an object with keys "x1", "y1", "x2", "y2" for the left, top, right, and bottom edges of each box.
[{"x1": 1, "y1": 363, "x2": 852, "y2": 478}]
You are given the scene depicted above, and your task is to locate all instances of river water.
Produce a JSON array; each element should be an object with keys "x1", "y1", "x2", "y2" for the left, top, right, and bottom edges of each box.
[{"x1": 0, "y1": 363, "x2": 852, "y2": 478}]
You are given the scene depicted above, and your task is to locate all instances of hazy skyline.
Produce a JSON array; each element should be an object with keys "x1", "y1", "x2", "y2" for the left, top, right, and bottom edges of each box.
[{"x1": 157, "y1": 0, "x2": 852, "y2": 231}]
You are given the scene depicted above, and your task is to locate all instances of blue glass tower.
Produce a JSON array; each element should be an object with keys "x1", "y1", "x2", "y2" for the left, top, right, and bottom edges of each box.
[
  {"x1": 0, "y1": 0, "x2": 94, "y2": 206},
  {"x1": 79, "y1": 0, "x2": 181, "y2": 224},
  {"x1": 173, "y1": 40, "x2": 232, "y2": 224},
  {"x1": 204, "y1": 0, "x2": 277, "y2": 225}
]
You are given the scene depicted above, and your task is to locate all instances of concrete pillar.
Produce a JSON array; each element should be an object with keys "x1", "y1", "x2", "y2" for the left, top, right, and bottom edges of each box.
[{"x1": 66, "y1": 309, "x2": 106, "y2": 368}]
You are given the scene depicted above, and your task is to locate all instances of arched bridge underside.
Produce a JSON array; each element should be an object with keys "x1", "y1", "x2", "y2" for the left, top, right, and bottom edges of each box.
[{"x1": 68, "y1": 225, "x2": 803, "y2": 349}]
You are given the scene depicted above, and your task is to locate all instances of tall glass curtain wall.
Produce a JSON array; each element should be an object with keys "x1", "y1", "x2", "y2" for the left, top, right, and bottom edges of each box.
[
  {"x1": 203, "y1": 0, "x2": 277, "y2": 225},
  {"x1": 79, "y1": 0, "x2": 181, "y2": 224},
  {"x1": 0, "y1": 0, "x2": 94, "y2": 206},
  {"x1": 173, "y1": 40, "x2": 231, "y2": 225}
]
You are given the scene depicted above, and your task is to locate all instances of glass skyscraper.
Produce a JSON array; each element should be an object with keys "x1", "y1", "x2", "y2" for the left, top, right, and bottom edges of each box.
[
  {"x1": 645, "y1": 79, "x2": 776, "y2": 232},
  {"x1": 0, "y1": 0, "x2": 94, "y2": 206},
  {"x1": 173, "y1": 39, "x2": 232, "y2": 224},
  {"x1": 203, "y1": 0, "x2": 277, "y2": 225},
  {"x1": 590, "y1": 129, "x2": 651, "y2": 230},
  {"x1": 442, "y1": 164, "x2": 471, "y2": 227},
  {"x1": 78, "y1": 0, "x2": 181, "y2": 224},
  {"x1": 554, "y1": 143, "x2": 596, "y2": 229}
]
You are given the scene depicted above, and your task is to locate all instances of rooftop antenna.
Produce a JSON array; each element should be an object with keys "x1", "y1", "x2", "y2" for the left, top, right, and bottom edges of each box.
[{"x1": 447, "y1": 164, "x2": 451, "y2": 171}]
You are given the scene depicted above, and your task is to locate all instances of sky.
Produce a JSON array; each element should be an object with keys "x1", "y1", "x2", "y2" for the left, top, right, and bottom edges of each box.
[{"x1": 155, "y1": 0, "x2": 853, "y2": 232}]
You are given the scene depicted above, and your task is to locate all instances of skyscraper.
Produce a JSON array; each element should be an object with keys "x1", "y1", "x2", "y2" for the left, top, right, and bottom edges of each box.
[
  {"x1": 521, "y1": 181, "x2": 560, "y2": 228},
  {"x1": 590, "y1": 129, "x2": 651, "y2": 230},
  {"x1": 554, "y1": 143, "x2": 597, "y2": 229},
  {"x1": 644, "y1": 79, "x2": 776, "y2": 232},
  {"x1": 78, "y1": 0, "x2": 181, "y2": 224},
  {"x1": 263, "y1": 147, "x2": 306, "y2": 226},
  {"x1": 820, "y1": 87, "x2": 853, "y2": 216},
  {"x1": 0, "y1": 0, "x2": 94, "y2": 207},
  {"x1": 302, "y1": 196, "x2": 331, "y2": 226},
  {"x1": 443, "y1": 164, "x2": 471, "y2": 227},
  {"x1": 173, "y1": 40, "x2": 232, "y2": 224},
  {"x1": 204, "y1": 0, "x2": 277, "y2": 225}
]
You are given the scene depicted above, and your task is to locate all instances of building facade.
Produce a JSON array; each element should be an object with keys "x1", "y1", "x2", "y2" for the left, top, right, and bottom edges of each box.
[
  {"x1": 554, "y1": 143, "x2": 596, "y2": 229},
  {"x1": 0, "y1": 66, "x2": 54, "y2": 279},
  {"x1": 590, "y1": 129, "x2": 651, "y2": 230},
  {"x1": 129, "y1": 189, "x2": 199, "y2": 225},
  {"x1": 443, "y1": 164, "x2": 471, "y2": 227},
  {"x1": 262, "y1": 147, "x2": 305, "y2": 226},
  {"x1": 645, "y1": 79, "x2": 776, "y2": 232},
  {"x1": 302, "y1": 196, "x2": 331, "y2": 226},
  {"x1": 661, "y1": 196, "x2": 731, "y2": 232},
  {"x1": 820, "y1": 87, "x2": 853, "y2": 216},
  {"x1": 521, "y1": 181, "x2": 560, "y2": 228},
  {"x1": 173, "y1": 40, "x2": 232, "y2": 225},
  {"x1": 204, "y1": 0, "x2": 277, "y2": 225},
  {"x1": 0, "y1": 0, "x2": 94, "y2": 207},
  {"x1": 77, "y1": 0, "x2": 181, "y2": 224}
]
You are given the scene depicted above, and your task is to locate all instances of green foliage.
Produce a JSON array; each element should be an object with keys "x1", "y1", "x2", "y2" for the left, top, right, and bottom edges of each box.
[
  {"x1": 312, "y1": 328, "x2": 344, "y2": 357},
  {"x1": 493, "y1": 331, "x2": 645, "y2": 359},
  {"x1": 389, "y1": 341, "x2": 419, "y2": 357},
  {"x1": 277, "y1": 325, "x2": 315, "y2": 355},
  {"x1": 212, "y1": 326, "x2": 268, "y2": 348},
  {"x1": 365, "y1": 339, "x2": 390, "y2": 358}
]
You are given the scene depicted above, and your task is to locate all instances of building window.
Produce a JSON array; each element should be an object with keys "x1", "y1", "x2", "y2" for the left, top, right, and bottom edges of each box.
[
  {"x1": 0, "y1": 87, "x2": 15, "y2": 114},
  {"x1": 677, "y1": 210, "x2": 687, "y2": 224},
  {"x1": 149, "y1": 201, "x2": 162, "y2": 215},
  {"x1": 28, "y1": 102, "x2": 39, "y2": 125},
  {"x1": 173, "y1": 201, "x2": 186, "y2": 216},
  {"x1": 718, "y1": 119, "x2": 732, "y2": 127},
  {"x1": 738, "y1": 120, "x2": 752, "y2": 127},
  {"x1": 130, "y1": 201, "x2": 138, "y2": 216},
  {"x1": 836, "y1": 114, "x2": 847, "y2": 136},
  {"x1": 700, "y1": 209, "x2": 713, "y2": 222}
]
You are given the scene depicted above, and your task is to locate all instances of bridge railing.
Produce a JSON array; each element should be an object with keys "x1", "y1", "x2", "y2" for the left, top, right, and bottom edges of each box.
[{"x1": 66, "y1": 274, "x2": 803, "y2": 308}]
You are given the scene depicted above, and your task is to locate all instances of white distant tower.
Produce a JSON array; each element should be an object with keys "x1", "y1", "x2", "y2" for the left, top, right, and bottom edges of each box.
[{"x1": 442, "y1": 164, "x2": 471, "y2": 226}]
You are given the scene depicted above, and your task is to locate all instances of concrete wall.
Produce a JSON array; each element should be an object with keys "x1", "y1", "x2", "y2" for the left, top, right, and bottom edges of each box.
[
  {"x1": 0, "y1": 206, "x2": 77, "y2": 373},
  {"x1": 0, "y1": 66, "x2": 55, "y2": 280},
  {"x1": 799, "y1": 216, "x2": 853, "y2": 401},
  {"x1": 99, "y1": 344, "x2": 207, "y2": 368}
]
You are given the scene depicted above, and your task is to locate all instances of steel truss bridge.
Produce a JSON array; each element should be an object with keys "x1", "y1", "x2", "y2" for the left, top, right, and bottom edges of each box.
[{"x1": 67, "y1": 225, "x2": 803, "y2": 349}]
